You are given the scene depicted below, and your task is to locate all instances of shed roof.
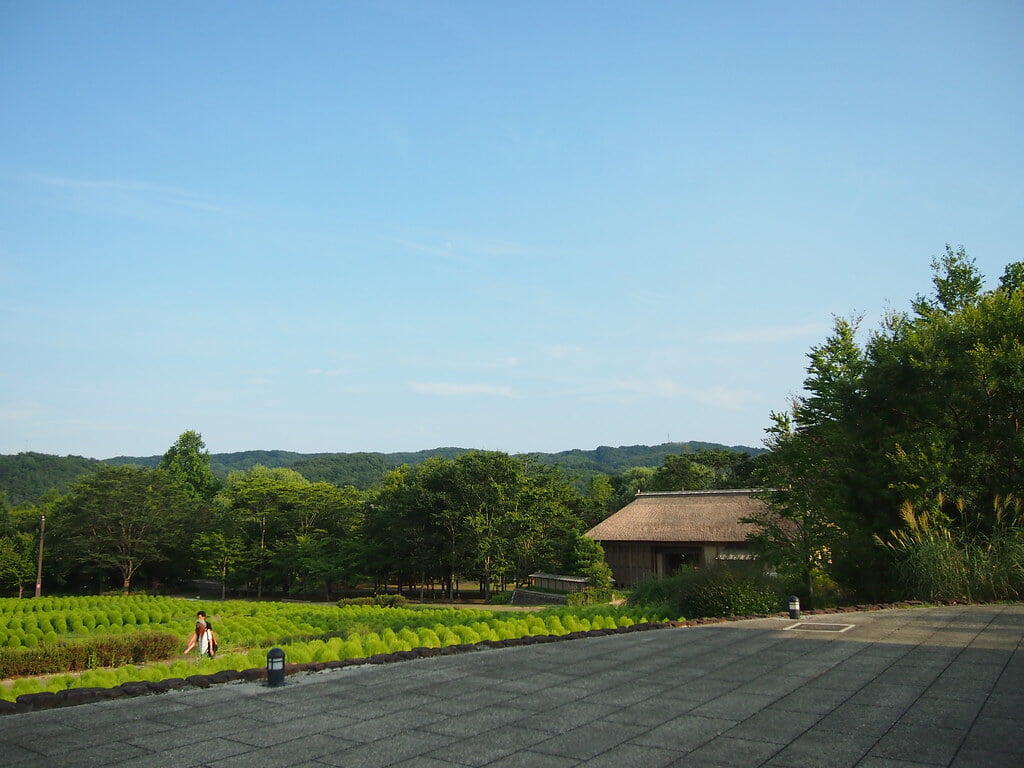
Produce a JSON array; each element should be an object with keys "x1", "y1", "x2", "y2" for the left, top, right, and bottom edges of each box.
[{"x1": 585, "y1": 489, "x2": 765, "y2": 543}]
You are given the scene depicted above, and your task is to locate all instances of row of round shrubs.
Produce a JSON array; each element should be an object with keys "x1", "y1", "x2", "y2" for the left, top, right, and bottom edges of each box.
[{"x1": 2, "y1": 596, "x2": 677, "y2": 656}]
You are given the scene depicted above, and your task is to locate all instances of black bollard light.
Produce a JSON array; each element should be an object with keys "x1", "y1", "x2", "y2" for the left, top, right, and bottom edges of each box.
[
  {"x1": 788, "y1": 595, "x2": 801, "y2": 620},
  {"x1": 267, "y1": 647, "x2": 286, "y2": 687}
]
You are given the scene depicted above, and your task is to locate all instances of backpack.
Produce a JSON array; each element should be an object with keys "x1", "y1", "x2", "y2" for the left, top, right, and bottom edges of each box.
[{"x1": 206, "y1": 620, "x2": 218, "y2": 656}]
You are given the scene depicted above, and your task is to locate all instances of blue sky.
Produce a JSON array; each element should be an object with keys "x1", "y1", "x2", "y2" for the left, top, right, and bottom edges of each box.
[{"x1": 1, "y1": 1, "x2": 1022, "y2": 460}]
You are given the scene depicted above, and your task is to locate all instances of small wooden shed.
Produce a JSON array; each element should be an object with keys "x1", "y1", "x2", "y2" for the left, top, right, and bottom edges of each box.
[
  {"x1": 585, "y1": 489, "x2": 764, "y2": 587},
  {"x1": 528, "y1": 572, "x2": 591, "y2": 594}
]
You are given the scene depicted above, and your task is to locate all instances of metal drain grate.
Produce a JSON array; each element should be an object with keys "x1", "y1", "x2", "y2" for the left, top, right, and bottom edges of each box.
[{"x1": 783, "y1": 622, "x2": 855, "y2": 633}]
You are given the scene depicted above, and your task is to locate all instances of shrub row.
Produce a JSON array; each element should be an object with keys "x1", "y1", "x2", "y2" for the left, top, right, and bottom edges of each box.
[
  {"x1": 628, "y1": 565, "x2": 782, "y2": 619},
  {"x1": 0, "y1": 631, "x2": 179, "y2": 678},
  {"x1": 336, "y1": 595, "x2": 408, "y2": 608}
]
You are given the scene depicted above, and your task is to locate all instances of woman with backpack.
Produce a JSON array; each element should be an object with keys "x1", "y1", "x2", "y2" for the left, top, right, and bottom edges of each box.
[{"x1": 184, "y1": 610, "x2": 217, "y2": 658}]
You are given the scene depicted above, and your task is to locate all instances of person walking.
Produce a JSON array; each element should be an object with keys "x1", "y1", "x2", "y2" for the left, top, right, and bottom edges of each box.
[{"x1": 183, "y1": 610, "x2": 212, "y2": 657}]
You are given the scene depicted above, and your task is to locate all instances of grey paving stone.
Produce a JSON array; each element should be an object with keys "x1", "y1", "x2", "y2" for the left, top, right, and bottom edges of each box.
[
  {"x1": 315, "y1": 728, "x2": 458, "y2": 767},
  {"x1": 887, "y1": 666, "x2": 951, "y2": 691},
  {"x1": 848, "y1": 681, "x2": 926, "y2": 709},
  {"x1": 420, "y1": 703, "x2": 534, "y2": 738},
  {"x1": 730, "y1": 673, "x2": 807, "y2": 699},
  {"x1": 577, "y1": 681, "x2": 673, "y2": 708},
  {"x1": 815, "y1": 702, "x2": 903, "y2": 739},
  {"x1": 427, "y1": 724, "x2": 553, "y2": 766},
  {"x1": 978, "y1": 692, "x2": 1024, "y2": 721},
  {"x1": 575, "y1": 741, "x2": 682, "y2": 767},
  {"x1": 391, "y1": 757, "x2": 475, "y2": 768},
  {"x1": 206, "y1": 733, "x2": 350, "y2": 767},
  {"x1": 764, "y1": 729, "x2": 877, "y2": 768},
  {"x1": 869, "y1": 721, "x2": 965, "y2": 764},
  {"x1": 333, "y1": 707, "x2": 451, "y2": 743},
  {"x1": 5, "y1": 742, "x2": 50, "y2": 767},
  {"x1": 421, "y1": 686, "x2": 525, "y2": 715},
  {"x1": 36, "y1": 742, "x2": 153, "y2": 768},
  {"x1": 961, "y1": 714, "x2": 1024, "y2": 755},
  {"x1": 690, "y1": 692, "x2": 779, "y2": 720},
  {"x1": 600, "y1": 696, "x2": 695, "y2": 727},
  {"x1": 656, "y1": 675, "x2": 742, "y2": 702},
  {"x1": 681, "y1": 734, "x2": 783, "y2": 766},
  {"x1": 899, "y1": 693, "x2": 984, "y2": 729},
  {"x1": 481, "y1": 750, "x2": 582, "y2": 768},
  {"x1": 515, "y1": 700, "x2": 619, "y2": 733},
  {"x1": 856, "y1": 758, "x2": 947, "y2": 768},
  {"x1": 115, "y1": 736, "x2": 255, "y2": 767},
  {"x1": 723, "y1": 706, "x2": 823, "y2": 744},
  {"x1": 630, "y1": 713, "x2": 739, "y2": 752},
  {"x1": 530, "y1": 719, "x2": 647, "y2": 760},
  {"x1": 223, "y1": 713, "x2": 355, "y2": 747},
  {"x1": 773, "y1": 684, "x2": 851, "y2": 714},
  {"x1": 950, "y1": 747, "x2": 1024, "y2": 767},
  {"x1": 812, "y1": 668, "x2": 880, "y2": 692}
]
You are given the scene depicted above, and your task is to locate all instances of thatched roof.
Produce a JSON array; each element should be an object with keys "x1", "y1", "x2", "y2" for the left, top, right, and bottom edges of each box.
[{"x1": 586, "y1": 489, "x2": 765, "y2": 543}]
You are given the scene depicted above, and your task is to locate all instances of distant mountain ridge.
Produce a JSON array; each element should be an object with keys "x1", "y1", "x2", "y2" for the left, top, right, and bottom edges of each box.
[{"x1": 1, "y1": 441, "x2": 762, "y2": 505}]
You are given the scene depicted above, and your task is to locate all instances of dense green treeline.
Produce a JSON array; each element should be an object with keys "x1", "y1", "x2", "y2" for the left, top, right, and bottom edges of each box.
[
  {"x1": 0, "y1": 430, "x2": 756, "y2": 598},
  {"x1": 1, "y1": 441, "x2": 760, "y2": 505},
  {"x1": 0, "y1": 453, "x2": 97, "y2": 506}
]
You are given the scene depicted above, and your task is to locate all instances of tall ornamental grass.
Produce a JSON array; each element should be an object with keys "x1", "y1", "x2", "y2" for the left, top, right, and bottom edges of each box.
[{"x1": 876, "y1": 495, "x2": 1024, "y2": 602}]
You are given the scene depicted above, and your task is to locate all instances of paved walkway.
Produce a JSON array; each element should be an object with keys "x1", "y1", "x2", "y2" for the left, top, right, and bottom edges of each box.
[{"x1": 2, "y1": 604, "x2": 1022, "y2": 767}]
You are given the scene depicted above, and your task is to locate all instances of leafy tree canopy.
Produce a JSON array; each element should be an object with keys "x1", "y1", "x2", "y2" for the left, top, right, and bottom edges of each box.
[
  {"x1": 159, "y1": 430, "x2": 218, "y2": 500},
  {"x1": 754, "y1": 248, "x2": 1024, "y2": 599}
]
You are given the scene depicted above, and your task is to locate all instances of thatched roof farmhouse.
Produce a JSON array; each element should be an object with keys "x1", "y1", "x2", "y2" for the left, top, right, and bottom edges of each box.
[{"x1": 585, "y1": 489, "x2": 765, "y2": 586}]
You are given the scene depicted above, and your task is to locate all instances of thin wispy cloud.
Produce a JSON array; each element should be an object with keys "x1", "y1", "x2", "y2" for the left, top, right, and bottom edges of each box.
[
  {"x1": 686, "y1": 386, "x2": 760, "y2": 411},
  {"x1": 712, "y1": 323, "x2": 826, "y2": 344},
  {"x1": 393, "y1": 232, "x2": 549, "y2": 264},
  {"x1": 30, "y1": 174, "x2": 236, "y2": 215},
  {"x1": 409, "y1": 381, "x2": 516, "y2": 398},
  {"x1": 603, "y1": 378, "x2": 758, "y2": 410},
  {"x1": 485, "y1": 357, "x2": 520, "y2": 369},
  {"x1": 541, "y1": 344, "x2": 582, "y2": 360},
  {"x1": 0, "y1": 405, "x2": 45, "y2": 421},
  {"x1": 393, "y1": 238, "x2": 456, "y2": 259}
]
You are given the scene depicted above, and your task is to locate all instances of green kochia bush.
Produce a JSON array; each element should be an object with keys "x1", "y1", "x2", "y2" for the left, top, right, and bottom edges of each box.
[
  {"x1": 628, "y1": 565, "x2": 782, "y2": 619},
  {"x1": 0, "y1": 631, "x2": 179, "y2": 678}
]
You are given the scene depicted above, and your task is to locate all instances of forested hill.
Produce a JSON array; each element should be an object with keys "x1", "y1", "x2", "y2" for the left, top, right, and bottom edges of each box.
[{"x1": 1, "y1": 441, "x2": 761, "y2": 504}]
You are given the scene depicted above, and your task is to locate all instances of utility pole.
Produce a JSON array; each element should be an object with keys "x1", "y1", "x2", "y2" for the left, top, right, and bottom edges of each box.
[{"x1": 34, "y1": 515, "x2": 45, "y2": 598}]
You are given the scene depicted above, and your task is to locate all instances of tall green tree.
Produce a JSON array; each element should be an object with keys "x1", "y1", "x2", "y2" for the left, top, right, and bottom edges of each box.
[
  {"x1": 216, "y1": 466, "x2": 310, "y2": 598},
  {"x1": 159, "y1": 430, "x2": 218, "y2": 500},
  {"x1": 0, "y1": 533, "x2": 35, "y2": 597},
  {"x1": 53, "y1": 465, "x2": 196, "y2": 593}
]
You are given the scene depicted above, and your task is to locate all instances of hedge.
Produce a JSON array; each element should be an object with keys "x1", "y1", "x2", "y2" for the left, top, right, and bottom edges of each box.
[{"x1": 0, "y1": 631, "x2": 179, "y2": 678}]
